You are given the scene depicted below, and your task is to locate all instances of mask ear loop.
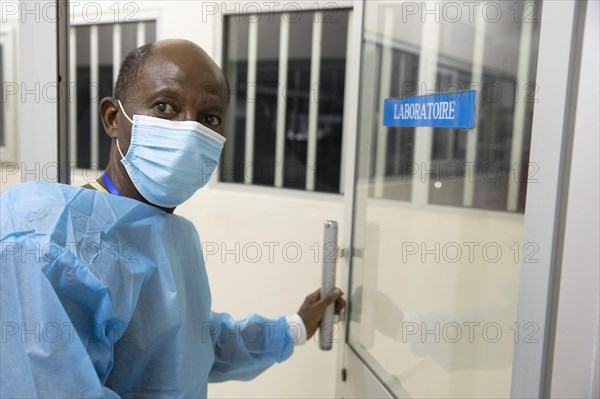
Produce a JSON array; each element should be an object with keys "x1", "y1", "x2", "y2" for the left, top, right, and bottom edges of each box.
[{"x1": 116, "y1": 100, "x2": 133, "y2": 159}]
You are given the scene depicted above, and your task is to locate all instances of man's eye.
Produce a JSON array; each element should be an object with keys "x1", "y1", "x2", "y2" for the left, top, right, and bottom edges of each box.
[
  {"x1": 203, "y1": 115, "x2": 221, "y2": 126},
  {"x1": 154, "y1": 102, "x2": 175, "y2": 115}
]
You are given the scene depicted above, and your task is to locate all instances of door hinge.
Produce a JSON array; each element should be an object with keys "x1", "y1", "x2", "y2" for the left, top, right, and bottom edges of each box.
[
  {"x1": 339, "y1": 247, "x2": 350, "y2": 259},
  {"x1": 341, "y1": 367, "x2": 347, "y2": 382}
]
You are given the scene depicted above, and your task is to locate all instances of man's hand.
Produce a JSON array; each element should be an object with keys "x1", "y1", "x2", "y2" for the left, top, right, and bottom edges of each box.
[{"x1": 297, "y1": 287, "x2": 346, "y2": 340}]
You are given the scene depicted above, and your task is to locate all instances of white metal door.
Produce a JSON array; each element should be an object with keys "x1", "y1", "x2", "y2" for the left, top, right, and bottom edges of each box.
[{"x1": 336, "y1": 1, "x2": 584, "y2": 397}]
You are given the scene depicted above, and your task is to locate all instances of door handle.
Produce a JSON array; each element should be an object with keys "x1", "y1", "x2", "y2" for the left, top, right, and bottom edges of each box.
[{"x1": 320, "y1": 220, "x2": 338, "y2": 351}]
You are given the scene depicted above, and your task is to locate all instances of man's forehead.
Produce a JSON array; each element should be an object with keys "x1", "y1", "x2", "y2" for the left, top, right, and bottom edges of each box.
[
  {"x1": 116, "y1": 40, "x2": 228, "y2": 104},
  {"x1": 136, "y1": 52, "x2": 227, "y2": 100},
  {"x1": 144, "y1": 52, "x2": 224, "y2": 86}
]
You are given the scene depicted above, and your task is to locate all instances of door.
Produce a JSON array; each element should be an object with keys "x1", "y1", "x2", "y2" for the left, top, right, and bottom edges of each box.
[{"x1": 336, "y1": 1, "x2": 580, "y2": 397}]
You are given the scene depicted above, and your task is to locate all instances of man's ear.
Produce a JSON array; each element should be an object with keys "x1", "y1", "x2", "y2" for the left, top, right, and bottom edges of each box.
[{"x1": 100, "y1": 97, "x2": 119, "y2": 140}]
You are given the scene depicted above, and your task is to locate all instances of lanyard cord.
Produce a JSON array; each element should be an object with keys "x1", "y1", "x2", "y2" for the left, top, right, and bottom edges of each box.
[{"x1": 101, "y1": 172, "x2": 122, "y2": 196}]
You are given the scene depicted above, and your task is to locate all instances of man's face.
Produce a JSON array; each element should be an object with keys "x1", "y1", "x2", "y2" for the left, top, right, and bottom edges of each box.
[{"x1": 115, "y1": 42, "x2": 228, "y2": 153}]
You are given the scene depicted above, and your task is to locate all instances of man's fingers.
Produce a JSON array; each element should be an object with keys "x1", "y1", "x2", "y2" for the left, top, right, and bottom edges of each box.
[
  {"x1": 302, "y1": 287, "x2": 345, "y2": 313},
  {"x1": 318, "y1": 288, "x2": 344, "y2": 309},
  {"x1": 306, "y1": 288, "x2": 321, "y2": 303},
  {"x1": 334, "y1": 297, "x2": 347, "y2": 314}
]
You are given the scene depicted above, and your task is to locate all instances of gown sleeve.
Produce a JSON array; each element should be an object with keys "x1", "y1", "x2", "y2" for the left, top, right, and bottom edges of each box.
[
  {"x1": 0, "y1": 183, "x2": 156, "y2": 398},
  {"x1": 207, "y1": 311, "x2": 295, "y2": 382},
  {"x1": 0, "y1": 235, "x2": 121, "y2": 398}
]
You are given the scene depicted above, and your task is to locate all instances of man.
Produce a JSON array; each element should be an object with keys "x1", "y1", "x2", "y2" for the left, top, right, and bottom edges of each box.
[{"x1": 0, "y1": 39, "x2": 345, "y2": 397}]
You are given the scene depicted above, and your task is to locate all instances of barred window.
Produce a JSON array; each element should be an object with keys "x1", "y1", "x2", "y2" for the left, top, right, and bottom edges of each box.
[
  {"x1": 220, "y1": 9, "x2": 351, "y2": 194},
  {"x1": 70, "y1": 21, "x2": 156, "y2": 170}
]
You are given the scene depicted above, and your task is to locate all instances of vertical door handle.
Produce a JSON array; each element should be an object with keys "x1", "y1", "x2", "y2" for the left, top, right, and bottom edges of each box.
[{"x1": 320, "y1": 220, "x2": 338, "y2": 350}]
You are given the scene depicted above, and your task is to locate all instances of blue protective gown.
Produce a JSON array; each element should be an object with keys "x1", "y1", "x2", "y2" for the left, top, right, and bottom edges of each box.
[{"x1": 0, "y1": 182, "x2": 294, "y2": 398}]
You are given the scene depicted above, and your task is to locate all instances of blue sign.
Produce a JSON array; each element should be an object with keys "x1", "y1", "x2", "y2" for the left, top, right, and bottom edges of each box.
[{"x1": 383, "y1": 90, "x2": 476, "y2": 128}]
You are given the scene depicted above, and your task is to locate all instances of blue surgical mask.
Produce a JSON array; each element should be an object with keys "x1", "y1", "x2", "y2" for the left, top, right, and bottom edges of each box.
[{"x1": 116, "y1": 100, "x2": 226, "y2": 208}]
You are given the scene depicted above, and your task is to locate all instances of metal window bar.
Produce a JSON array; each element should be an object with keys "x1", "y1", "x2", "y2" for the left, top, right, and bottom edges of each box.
[
  {"x1": 69, "y1": 26, "x2": 77, "y2": 165},
  {"x1": 136, "y1": 22, "x2": 146, "y2": 48},
  {"x1": 90, "y1": 24, "x2": 99, "y2": 168},
  {"x1": 462, "y1": 12, "x2": 486, "y2": 207},
  {"x1": 0, "y1": 43, "x2": 3, "y2": 148},
  {"x1": 113, "y1": 24, "x2": 122, "y2": 86},
  {"x1": 359, "y1": 41, "x2": 380, "y2": 197},
  {"x1": 244, "y1": 18, "x2": 258, "y2": 184},
  {"x1": 373, "y1": 10, "x2": 395, "y2": 198},
  {"x1": 274, "y1": 13, "x2": 290, "y2": 188},
  {"x1": 223, "y1": 19, "x2": 238, "y2": 183},
  {"x1": 339, "y1": 10, "x2": 354, "y2": 194},
  {"x1": 507, "y1": 0, "x2": 535, "y2": 212},
  {"x1": 306, "y1": 11, "x2": 322, "y2": 191},
  {"x1": 392, "y1": 53, "x2": 408, "y2": 176},
  {"x1": 410, "y1": 16, "x2": 440, "y2": 206}
]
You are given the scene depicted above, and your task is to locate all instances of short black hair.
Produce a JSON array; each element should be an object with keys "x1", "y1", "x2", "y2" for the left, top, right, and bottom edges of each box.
[{"x1": 113, "y1": 43, "x2": 154, "y2": 100}]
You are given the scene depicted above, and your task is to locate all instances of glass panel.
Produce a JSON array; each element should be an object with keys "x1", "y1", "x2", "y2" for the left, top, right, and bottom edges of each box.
[
  {"x1": 145, "y1": 21, "x2": 157, "y2": 44},
  {"x1": 314, "y1": 11, "x2": 348, "y2": 193},
  {"x1": 75, "y1": 25, "x2": 92, "y2": 168},
  {"x1": 97, "y1": 24, "x2": 114, "y2": 169},
  {"x1": 282, "y1": 12, "x2": 312, "y2": 190},
  {"x1": 121, "y1": 22, "x2": 139, "y2": 57},
  {"x1": 252, "y1": 15, "x2": 281, "y2": 187},
  {"x1": 348, "y1": 1, "x2": 541, "y2": 397},
  {"x1": 221, "y1": 16, "x2": 249, "y2": 183}
]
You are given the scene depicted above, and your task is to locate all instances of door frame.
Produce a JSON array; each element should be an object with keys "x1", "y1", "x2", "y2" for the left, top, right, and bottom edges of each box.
[
  {"x1": 336, "y1": 1, "x2": 586, "y2": 398},
  {"x1": 0, "y1": 25, "x2": 18, "y2": 164},
  {"x1": 511, "y1": 1, "x2": 588, "y2": 397},
  {"x1": 335, "y1": 0, "x2": 366, "y2": 393}
]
